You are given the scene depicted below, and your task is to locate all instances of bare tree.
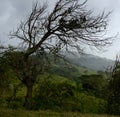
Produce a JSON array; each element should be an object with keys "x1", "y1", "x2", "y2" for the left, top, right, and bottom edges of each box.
[{"x1": 10, "y1": 0, "x2": 114, "y2": 109}]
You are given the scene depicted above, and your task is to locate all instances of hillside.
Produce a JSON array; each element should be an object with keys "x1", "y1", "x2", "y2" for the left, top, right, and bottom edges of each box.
[
  {"x1": 65, "y1": 53, "x2": 115, "y2": 72},
  {"x1": 47, "y1": 56, "x2": 96, "y2": 80},
  {"x1": 0, "y1": 52, "x2": 117, "y2": 115}
]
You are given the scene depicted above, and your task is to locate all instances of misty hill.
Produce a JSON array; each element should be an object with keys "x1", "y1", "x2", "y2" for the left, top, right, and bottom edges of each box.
[
  {"x1": 48, "y1": 57, "x2": 96, "y2": 81},
  {"x1": 65, "y1": 53, "x2": 115, "y2": 72}
]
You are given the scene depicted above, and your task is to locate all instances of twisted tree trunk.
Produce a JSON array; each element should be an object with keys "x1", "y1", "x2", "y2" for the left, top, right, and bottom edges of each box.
[{"x1": 24, "y1": 76, "x2": 34, "y2": 110}]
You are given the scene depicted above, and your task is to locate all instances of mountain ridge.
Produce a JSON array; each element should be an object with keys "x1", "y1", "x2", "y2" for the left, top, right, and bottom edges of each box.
[{"x1": 65, "y1": 53, "x2": 115, "y2": 72}]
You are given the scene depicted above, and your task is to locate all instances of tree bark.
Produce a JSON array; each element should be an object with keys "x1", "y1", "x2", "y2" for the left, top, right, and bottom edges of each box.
[{"x1": 24, "y1": 77, "x2": 34, "y2": 110}]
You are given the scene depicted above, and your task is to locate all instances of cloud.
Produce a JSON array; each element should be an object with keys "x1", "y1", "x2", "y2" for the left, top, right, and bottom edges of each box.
[
  {"x1": 0, "y1": 0, "x2": 34, "y2": 44},
  {"x1": 9, "y1": 0, "x2": 33, "y2": 15},
  {"x1": 0, "y1": 0, "x2": 119, "y2": 59}
]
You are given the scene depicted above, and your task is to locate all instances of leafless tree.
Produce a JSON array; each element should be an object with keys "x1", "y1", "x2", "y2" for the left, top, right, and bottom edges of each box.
[{"x1": 10, "y1": 0, "x2": 114, "y2": 109}]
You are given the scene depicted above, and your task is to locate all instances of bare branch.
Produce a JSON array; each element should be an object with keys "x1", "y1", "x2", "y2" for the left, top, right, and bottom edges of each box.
[{"x1": 10, "y1": 0, "x2": 115, "y2": 59}]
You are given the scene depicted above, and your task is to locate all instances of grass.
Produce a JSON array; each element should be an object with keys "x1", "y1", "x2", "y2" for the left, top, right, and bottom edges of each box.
[{"x1": 0, "y1": 109, "x2": 119, "y2": 117}]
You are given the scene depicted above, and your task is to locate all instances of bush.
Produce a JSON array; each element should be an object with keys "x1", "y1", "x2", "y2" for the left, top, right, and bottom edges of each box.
[
  {"x1": 107, "y1": 77, "x2": 120, "y2": 115},
  {"x1": 33, "y1": 75, "x2": 107, "y2": 113},
  {"x1": 33, "y1": 76, "x2": 76, "y2": 110},
  {"x1": 76, "y1": 93, "x2": 107, "y2": 114},
  {"x1": 7, "y1": 97, "x2": 24, "y2": 109}
]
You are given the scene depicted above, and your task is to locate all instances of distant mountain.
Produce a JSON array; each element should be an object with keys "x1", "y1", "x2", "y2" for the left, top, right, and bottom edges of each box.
[{"x1": 65, "y1": 53, "x2": 115, "y2": 72}]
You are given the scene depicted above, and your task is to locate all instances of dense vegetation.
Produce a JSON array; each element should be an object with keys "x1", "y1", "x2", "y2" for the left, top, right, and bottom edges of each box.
[
  {"x1": 0, "y1": 0, "x2": 118, "y2": 116},
  {"x1": 0, "y1": 50, "x2": 119, "y2": 116}
]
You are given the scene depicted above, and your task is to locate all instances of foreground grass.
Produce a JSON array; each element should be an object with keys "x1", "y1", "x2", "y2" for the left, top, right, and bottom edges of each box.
[{"x1": 0, "y1": 109, "x2": 119, "y2": 117}]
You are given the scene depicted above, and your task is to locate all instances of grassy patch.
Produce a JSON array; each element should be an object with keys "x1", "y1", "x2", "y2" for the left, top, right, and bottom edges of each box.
[{"x1": 0, "y1": 109, "x2": 119, "y2": 117}]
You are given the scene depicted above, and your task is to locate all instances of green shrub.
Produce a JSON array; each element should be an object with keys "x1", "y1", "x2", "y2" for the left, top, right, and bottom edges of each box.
[
  {"x1": 76, "y1": 93, "x2": 107, "y2": 114},
  {"x1": 33, "y1": 75, "x2": 107, "y2": 113},
  {"x1": 7, "y1": 97, "x2": 24, "y2": 109},
  {"x1": 33, "y1": 76, "x2": 76, "y2": 111}
]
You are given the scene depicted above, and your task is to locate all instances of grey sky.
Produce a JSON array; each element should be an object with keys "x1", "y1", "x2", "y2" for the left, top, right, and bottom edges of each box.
[{"x1": 0, "y1": 0, "x2": 120, "y2": 60}]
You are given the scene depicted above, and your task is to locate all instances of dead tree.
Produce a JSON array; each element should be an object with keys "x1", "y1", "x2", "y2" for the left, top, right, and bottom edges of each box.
[{"x1": 10, "y1": 0, "x2": 114, "y2": 109}]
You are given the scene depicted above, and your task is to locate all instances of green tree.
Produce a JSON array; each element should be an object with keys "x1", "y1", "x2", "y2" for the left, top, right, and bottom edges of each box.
[
  {"x1": 79, "y1": 74, "x2": 108, "y2": 98},
  {"x1": 0, "y1": 54, "x2": 9, "y2": 95},
  {"x1": 107, "y1": 57, "x2": 120, "y2": 115},
  {"x1": 0, "y1": 47, "x2": 14, "y2": 95},
  {"x1": 9, "y1": 0, "x2": 113, "y2": 109}
]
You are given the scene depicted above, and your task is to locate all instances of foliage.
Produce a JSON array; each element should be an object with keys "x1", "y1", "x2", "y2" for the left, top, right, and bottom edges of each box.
[
  {"x1": 107, "y1": 60, "x2": 120, "y2": 115},
  {"x1": 0, "y1": 50, "x2": 110, "y2": 114},
  {"x1": 0, "y1": 49, "x2": 113, "y2": 114},
  {"x1": 33, "y1": 74, "x2": 76, "y2": 111},
  {"x1": 78, "y1": 74, "x2": 109, "y2": 98},
  {"x1": 31, "y1": 74, "x2": 107, "y2": 113},
  {"x1": 0, "y1": 51, "x2": 21, "y2": 98},
  {"x1": 76, "y1": 93, "x2": 107, "y2": 114}
]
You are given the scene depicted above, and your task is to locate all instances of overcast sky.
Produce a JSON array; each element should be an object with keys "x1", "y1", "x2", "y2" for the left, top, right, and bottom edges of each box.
[{"x1": 0, "y1": 0, "x2": 120, "y2": 60}]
